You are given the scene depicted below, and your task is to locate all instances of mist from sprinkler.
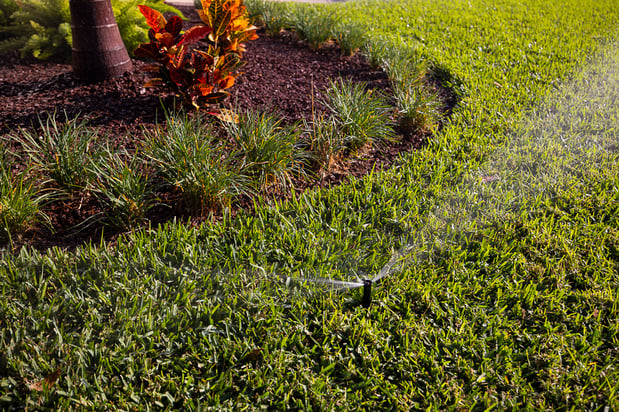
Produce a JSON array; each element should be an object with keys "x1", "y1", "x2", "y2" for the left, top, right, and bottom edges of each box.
[{"x1": 278, "y1": 40, "x2": 618, "y2": 308}]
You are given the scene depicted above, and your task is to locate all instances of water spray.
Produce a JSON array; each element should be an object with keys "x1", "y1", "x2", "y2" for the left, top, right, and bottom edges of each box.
[{"x1": 281, "y1": 245, "x2": 411, "y2": 308}]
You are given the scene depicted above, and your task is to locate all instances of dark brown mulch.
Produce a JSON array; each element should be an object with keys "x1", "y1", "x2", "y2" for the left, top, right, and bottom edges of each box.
[{"x1": 0, "y1": 7, "x2": 454, "y2": 251}]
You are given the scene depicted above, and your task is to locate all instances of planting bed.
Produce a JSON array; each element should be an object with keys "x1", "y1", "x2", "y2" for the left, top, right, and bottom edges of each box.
[{"x1": 0, "y1": 6, "x2": 450, "y2": 250}]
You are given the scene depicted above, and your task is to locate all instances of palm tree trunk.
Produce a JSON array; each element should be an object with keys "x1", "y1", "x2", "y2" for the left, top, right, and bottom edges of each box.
[{"x1": 69, "y1": 0, "x2": 132, "y2": 83}]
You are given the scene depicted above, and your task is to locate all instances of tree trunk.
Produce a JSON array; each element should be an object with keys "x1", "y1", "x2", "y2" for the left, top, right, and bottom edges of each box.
[{"x1": 69, "y1": 0, "x2": 132, "y2": 83}]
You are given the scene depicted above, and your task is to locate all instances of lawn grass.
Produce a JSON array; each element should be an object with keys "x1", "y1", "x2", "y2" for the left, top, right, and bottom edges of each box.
[{"x1": 1, "y1": 0, "x2": 619, "y2": 409}]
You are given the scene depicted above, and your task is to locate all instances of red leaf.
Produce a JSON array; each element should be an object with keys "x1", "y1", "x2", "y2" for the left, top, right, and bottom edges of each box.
[
  {"x1": 198, "y1": 91, "x2": 229, "y2": 105},
  {"x1": 133, "y1": 42, "x2": 160, "y2": 59},
  {"x1": 194, "y1": 50, "x2": 215, "y2": 65},
  {"x1": 179, "y1": 26, "x2": 212, "y2": 47},
  {"x1": 138, "y1": 5, "x2": 166, "y2": 32},
  {"x1": 169, "y1": 69, "x2": 189, "y2": 88},
  {"x1": 165, "y1": 15, "x2": 183, "y2": 37}
]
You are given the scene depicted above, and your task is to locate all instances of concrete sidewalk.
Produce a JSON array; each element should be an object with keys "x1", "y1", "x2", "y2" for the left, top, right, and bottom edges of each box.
[{"x1": 166, "y1": 0, "x2": 341, "y2": 7}]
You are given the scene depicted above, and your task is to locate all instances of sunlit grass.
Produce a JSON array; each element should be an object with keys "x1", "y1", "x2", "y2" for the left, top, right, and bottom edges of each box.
[{"x1": 1, "y1": 0, "x2": 619, "y2": 409}]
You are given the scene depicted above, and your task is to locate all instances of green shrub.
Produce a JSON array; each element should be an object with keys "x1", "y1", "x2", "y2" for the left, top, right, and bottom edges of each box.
[
  {"x1": 0, "y1": 0, "x2": 181, "y2": 60},
  {"x1": 0, "y1": 0, "x2": 18, "y2": 28},
  {"x1": 0, "y1": 0, "x2": 71, "y2": 60}
]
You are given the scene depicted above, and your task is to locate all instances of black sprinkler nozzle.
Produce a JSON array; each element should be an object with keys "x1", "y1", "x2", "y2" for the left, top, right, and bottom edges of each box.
[{"x1": 362, "y1": 279, "x2": 372, "y2": 308}]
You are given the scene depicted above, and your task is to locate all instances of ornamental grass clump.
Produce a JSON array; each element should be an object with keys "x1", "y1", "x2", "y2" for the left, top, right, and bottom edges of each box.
[
  {"x1": 0, "y1": 143, "x2": 50, "y2": 245},
  {"x1": 332, "y1": 22, "x2": 366, "y2": 56},
  {"x1": 382, "y1": 53, "x2": 440, "y2": 134},
  {"x1": 88, "y1": 147, "x2": 155, "y2": 230},
  {"x1": 134, "y1": 0, "x2": 258, "y2": 110},
  {"x1": 10, "y1": 112, "x2": 100, "y2": 196},
  {"x1": 244, "y1": 0, "x2": 291, "y2": 36},
  {"x1": 321, "y1": 79, "x2": 396, "y2": 153},
  {"x1": 288, "y1": 6, "x2": 336, "y2": 50},
  {"x1": 302, "y1": 115, "x2": 345, "y2": 171},
  {"x1": 225, "y1": 110, "x2": 308, "y2": 191},
  {"x1": 361, "y1": 39, "x2": 391, "y2": 70},
  {"x1": 143, "y1": 112, "x2": 250, "y2": 215}
]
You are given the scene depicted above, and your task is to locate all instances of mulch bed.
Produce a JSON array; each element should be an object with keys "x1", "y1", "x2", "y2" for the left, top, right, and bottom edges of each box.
[{"x1": 0, "y1": 6, "x2": 452, "y2": 251}]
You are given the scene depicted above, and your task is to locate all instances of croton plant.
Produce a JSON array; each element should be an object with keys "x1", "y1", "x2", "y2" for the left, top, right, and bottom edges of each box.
[{"x1": 134, "y1": 0, "x2": 258, "y2": 110}]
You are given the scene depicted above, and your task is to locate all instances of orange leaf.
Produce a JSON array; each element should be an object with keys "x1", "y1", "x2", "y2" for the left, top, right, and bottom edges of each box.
[
  {"x1": 197, "y1": 9, "x2": 209, "y2": 27},
  {"x1": 139, "y1": 64, "x2": 161, "y2": 73},
  {"x1": 144, "y1": 78, "x2": 165, "y2": 87},
  {"x1": 138, "y1": 5, "x2": 166, "y2": 32},
  {"x1": 200, "y1": 91, "x2": 229, "y2": 104},
  {"x1": 28, "y1": 368, "x2": 61, "y2": 392},
  {"x1": 218, "y1": 75, "x2": 235, "y2": 89},
  {"x1": 196, "y1": 84, "x2": 214, "y2": 96},
  {"x1": 155, "y1": 32, "x2": 175, "y2": 48}
]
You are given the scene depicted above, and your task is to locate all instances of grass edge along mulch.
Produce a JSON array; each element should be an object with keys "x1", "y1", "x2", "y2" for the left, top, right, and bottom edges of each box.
[{"x1": 1, "y1": 0, "x2": 618, "y2": 410}]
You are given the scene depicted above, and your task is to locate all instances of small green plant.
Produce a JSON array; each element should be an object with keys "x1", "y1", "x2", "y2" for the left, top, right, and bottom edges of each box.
[
  {"x1": 88, "y1": 147, "x2": 155, "y2": 230},
  {"x1": 288, "y1": 6, "x2": 336, "y2": 50},
  {"x1": 332, "y1": 22, "x2": 366, "y2": 56},
  {"x1": 143, "y1": 111, "x2": 250, "y2": 214},
  {"x1": 135, "y1": 0, "x2": 257, "y2": 110},
  {"x1": 0, "y1": 143, "x2": 50, "y2": 245},
  {"x1": 361, "y1": 39, "x2": 391, "y2": 70},
  {"x1": 245, "y1": 0, "x2": 291, "y2": 36},
  {"x1": 225, "y1": 110, "x2": 307, "y2": 191},
  {"x1": 382, "y1": 53, "x2": 440, "y2": 133},
  {"x1": 10, "y1": 112, "x2": 100, "y2": 195},
  {"x1": 321, "y1": 79, "x2": 396, "y2": 153},
  {"x1": 302, "y1": 115, "x2": 345, "y2": 171}
]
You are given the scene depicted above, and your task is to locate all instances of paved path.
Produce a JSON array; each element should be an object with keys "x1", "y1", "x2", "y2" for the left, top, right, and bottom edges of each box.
[{"x1": 166, "y1": 0, "x2": 340, "y2": 7}]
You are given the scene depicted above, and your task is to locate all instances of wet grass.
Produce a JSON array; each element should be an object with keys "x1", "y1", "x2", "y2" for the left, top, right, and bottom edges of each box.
[{"x1": 1, "y1": 0, "x2": 619, "y2": 409}]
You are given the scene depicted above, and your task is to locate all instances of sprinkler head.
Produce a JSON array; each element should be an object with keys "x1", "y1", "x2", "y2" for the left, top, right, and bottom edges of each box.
[{"x1": 362, "y1": 279, "x2": 372, "y2": 308}]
